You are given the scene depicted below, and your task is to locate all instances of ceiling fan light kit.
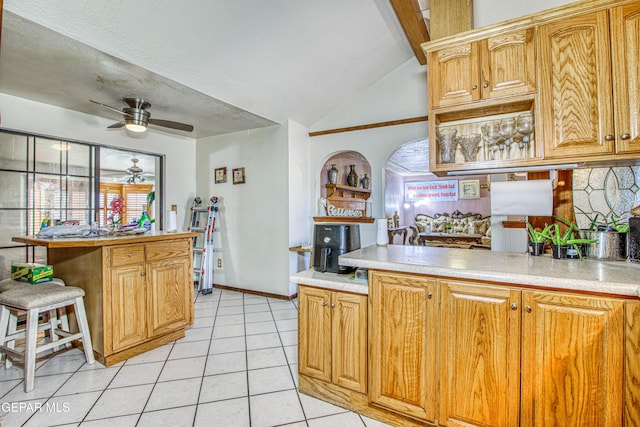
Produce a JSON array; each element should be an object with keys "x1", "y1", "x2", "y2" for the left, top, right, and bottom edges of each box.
[{"x1": 90, "y1": 97, "x2": 194, "y2": 133}]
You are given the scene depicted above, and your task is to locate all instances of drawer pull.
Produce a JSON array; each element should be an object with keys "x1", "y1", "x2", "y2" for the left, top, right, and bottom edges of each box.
[
  {"x1": 127, "y1": 254, "x2": 132, "y2": 257},
  {"x1": 621, "y1": 133, "x2": 631, "y2": 140},
  {"x1": 472, "y1": 85, "x2": 478, "y2": 90},
  {"x1": 605, "y1": 134, "x2": 615, "y2": 141},
  {"x1": 427, "y1": 292, "x2": 433, "y2": 299},
  {"x1": 526, "y1": 305, "x2": 532, "y2": 313},
  {"x1": 511, "y1": 303, "x2": 518, "y2": 310},
  {"x1": 323, "y1": 302, "x2": 328, "y2": 306},
  {"x1": 140, "y1": 272, "x2": 146, "y2": 276},
  {"x1": 483, "y1": 82, "x2": 489, "y2": 88}
]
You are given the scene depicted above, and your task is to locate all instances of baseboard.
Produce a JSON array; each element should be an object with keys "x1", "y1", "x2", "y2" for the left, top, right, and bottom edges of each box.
[{"x1": 211, "y1": 283, "x2": 297, "y2": 301}]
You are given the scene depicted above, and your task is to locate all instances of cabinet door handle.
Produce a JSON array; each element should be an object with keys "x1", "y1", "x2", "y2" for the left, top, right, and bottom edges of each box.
[
  {"x1": 331, "y1": 303, "x2": 336, "y2": 308},
  {"x1": 511, "y1": 303, "x2": 518, "y2": 310},
  {"x1": 621, "y1": 133, "x2": 631, "y2": 140},
  {"x1": 472, "y1": 85, "x2": 478, "y2": 90},
  {"x1": 483, "y1": 82, "x2": 489, "y2": 88},
  {"x1": 323, "y1": 301, "x2": 328, "y2": 306},
  {"x1": 428, "y1": 292, "x2": 433, "y2": 299},
  {"x1": 605, "y1": 134, "x2": 615, "y2": 141},
  {"x1": 526, "y1": 305, "x2": 532, "y2": 313},
  {"x1": 140, "y1": 272, "x2": 146, "y2": 276},
  {"x1": 127, "y1": 254, "x2": 132, "y2": 257}
]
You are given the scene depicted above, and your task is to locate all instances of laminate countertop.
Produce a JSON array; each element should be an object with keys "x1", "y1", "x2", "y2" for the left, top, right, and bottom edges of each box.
[{"x1": 291, "y1": 245, "x2": 640, "y2": 298}]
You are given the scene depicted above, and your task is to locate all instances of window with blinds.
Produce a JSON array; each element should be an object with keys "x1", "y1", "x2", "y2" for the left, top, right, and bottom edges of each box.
[{"x1": 99, "y1": 183, "x2": 153, "y2": 226}]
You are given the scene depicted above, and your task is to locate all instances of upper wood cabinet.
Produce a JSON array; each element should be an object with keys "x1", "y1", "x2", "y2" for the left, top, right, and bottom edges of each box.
[
  {"x1": 428, "y1": 28, "x2": 536, "y2": 109},
  {"x1": 369, "y1": 271, "x2": 437, "y2": 422},
  {"x1": 538, "y1": 2, "x2": 640, "y2": 159},
  {"x1": 538, "y1": 10, "x2": 615, "y2": 158},
  {"x1": 298, "y1": 285, "x2": 367, "y2": 394},
  {"x1": 439, "y1": 280, "x2": 521, "y2": 427},
  {"x1": 611, "y1": 3, "x2": 640, "y2": 154},
  {"x1": 521, "y1": 290, "x2": 624, "y2": 426}
]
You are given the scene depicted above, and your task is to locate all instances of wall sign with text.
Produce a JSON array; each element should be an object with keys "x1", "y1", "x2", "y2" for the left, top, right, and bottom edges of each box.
[{"x1": 405, "y1": 180, "x2": 458, "y2": 203}]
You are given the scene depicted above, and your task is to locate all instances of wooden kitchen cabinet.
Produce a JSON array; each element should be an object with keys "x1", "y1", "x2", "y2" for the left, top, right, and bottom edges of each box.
[
  {"x1": 110, "y1": 263, "x2": 147, "y2": 352},
  {"x1": 428, "y1": 28, "x2": 536, "y2": 109},
  {"x1": 438, "y1": 280, "x2": 521, "y2": 427},
  {"x1": 610, "y1": 3, "x2": 640, "y2": 154},
  {"x1": 521, "y1": 290, "x2": 624, "y2": 427},
  {"x1": 17, "y1": 232, "x2": 196, "y2": 366},
  {"x1": 298, "y1": 285, "x2": 367, "y2": 393},
  {"x1": 539, "y1": 3, "x2": 640, "y2": 159},
  {"x1": 107, "y1": 240, "x2": 192, "y2": 356},
  {"x1": 369, "y1": 271, "x2": 437, "y2": 422},
  {"x1": 538, "y1": 10, "x2": 615, "y2": 158}
]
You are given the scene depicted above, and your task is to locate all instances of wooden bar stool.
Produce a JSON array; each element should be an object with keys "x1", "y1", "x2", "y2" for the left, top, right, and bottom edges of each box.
[{"x1": 0, "y1": 283, "x2": 95, "y2": 392}]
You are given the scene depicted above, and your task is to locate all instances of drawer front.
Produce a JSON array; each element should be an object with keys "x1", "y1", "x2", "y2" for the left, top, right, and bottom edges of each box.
[
  {"x1": 110, "y1": 245, "x2": 145, "y2": 267},
  {"x1": 146, "y1": 240, "x2": 191, "y2": 262}
]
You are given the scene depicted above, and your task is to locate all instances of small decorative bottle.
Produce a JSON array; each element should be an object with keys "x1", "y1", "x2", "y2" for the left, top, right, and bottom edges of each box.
[
  {"x1": 347, "y1": 165, "x2": 358, "y2": 187},
  {"x1": 360, "y1": 173, "x2": 370, "y2": 189},
  {"x1": 327, "y1": 164, "x2": 339, "y2": 184},
  {"x1": 393, "y1": 211, "x2": 400, "y2": 228}
]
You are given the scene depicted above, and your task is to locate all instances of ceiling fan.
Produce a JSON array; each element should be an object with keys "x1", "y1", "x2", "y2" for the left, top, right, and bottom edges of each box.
[
  {"x1": 90, "y1": 97, "x2": 194, "y2": 133},
  {"x1": 126, "y1": 158, "x2": 146, "y2": 184}
]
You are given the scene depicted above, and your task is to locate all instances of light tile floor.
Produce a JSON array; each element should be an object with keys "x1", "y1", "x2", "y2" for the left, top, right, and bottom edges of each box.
[{"x1": 0, "y1": 288, "x2": 393, "y2": 427}]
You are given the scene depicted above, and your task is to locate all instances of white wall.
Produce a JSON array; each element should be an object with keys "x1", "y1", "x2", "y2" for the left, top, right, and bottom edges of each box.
[
  {"x1": 288, "y1": 121, "x2": 311, "y2": 294},
  {"x1": 0, "y1": 93, "x2": 197, "y2": 229},
  {"x1": 195, "y1": 123, "x2": 294, "y2": 296},
  {"x1": 474, "y1": 0, "x2": 576, "y2": 28},
  {"x1": 309, "y1": 57, "x2": 429, "y2": 248},
  {"x1": 311, "y1": 57, "x2": 428, "y2": 132}
]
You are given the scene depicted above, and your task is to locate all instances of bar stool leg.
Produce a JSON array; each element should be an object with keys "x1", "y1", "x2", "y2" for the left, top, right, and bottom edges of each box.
[
  {"x1": 74, "y1": 297, "x2": 95, "y2": 365},
  {"x1": 0, "y1": 306, "x2": 9, "y2": 367},
  {"x1": 24, "y1": 308, "x2": 39, "y2": 392},
  {"x1": 5, "y1": 312, "x2": 18, "y2": 369}
]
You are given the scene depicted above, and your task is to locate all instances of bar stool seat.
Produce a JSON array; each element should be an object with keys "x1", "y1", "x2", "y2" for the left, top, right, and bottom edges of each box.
[{"x1": 0, "y1": 282, "x2": 95, "y2": 392}]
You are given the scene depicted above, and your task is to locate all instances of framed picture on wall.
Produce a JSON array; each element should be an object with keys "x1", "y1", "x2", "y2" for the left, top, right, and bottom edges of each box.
[
  {"x1": 459, "y1": 179, "x2": 480, "y2": 199},
  {"x1": 214, "y1": 167, "x2": 227, "y2": 184},
  {"x1": 232, "y1": 167, "x2": 246, "y2": 184}
]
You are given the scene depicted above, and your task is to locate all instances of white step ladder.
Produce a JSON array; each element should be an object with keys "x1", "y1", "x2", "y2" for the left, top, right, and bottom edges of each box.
[{"x1": 189, "y1": 196, "x2": 218, "y2": 294}]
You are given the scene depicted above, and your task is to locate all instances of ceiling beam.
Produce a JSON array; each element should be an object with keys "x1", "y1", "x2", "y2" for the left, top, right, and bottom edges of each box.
[
  {"x1": 390, "y1": 0, "x2": 430, "y2": 65},
  {"x1": 429, "y1": 0, "x2": 473, "y2": 40}
]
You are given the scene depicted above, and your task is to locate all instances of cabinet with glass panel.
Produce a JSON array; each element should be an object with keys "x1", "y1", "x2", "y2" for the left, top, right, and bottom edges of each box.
[{"x1": 427, "y1": 97, "x2": 541, "y2": 175}]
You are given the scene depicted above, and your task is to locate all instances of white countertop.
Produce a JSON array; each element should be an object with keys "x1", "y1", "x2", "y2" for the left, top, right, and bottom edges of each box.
[
  {"x1": 333, "y1": 244, "x2": 640, "y2": 297},
  {"x1": 290, "y1": 269, "x2": 369, "y2": 295}
]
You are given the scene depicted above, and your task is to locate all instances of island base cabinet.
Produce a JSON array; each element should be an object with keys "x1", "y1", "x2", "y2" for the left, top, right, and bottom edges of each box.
[
  {"x1": 110, "y1": 264, "x2": 147, "y2": 352},
  {"x1": 298, "y1": 285, "x2": 367, "y2": 394},
  {"x1": 369, "y1": 271, "x2": 437, "y2": 423},
  {"x1": 521, "y1": 291, "x2": 624, "y2": 427},
  {"x1": 438, "y1": 280, "x2": 521, "y2": 427}
]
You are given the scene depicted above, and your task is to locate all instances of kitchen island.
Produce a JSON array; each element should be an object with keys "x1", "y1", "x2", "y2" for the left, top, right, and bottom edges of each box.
[
  {"x1": 13, "y1": 231, "x2": 198, "y2": 366},
  {"x1": 292, "y1": 245, "x2": 640, "y2": 426}
]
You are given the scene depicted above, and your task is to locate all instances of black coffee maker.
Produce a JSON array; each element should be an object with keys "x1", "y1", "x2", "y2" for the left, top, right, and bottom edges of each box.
[{"x1": 313, "y1": 224, "x2": 360, "y2": 274}]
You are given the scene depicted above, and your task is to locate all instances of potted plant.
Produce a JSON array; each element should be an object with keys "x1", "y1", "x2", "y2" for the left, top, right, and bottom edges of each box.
[
  {"x1": 526, "y1": 222, "x2": 551, "y2": 256},
  {"x1": 541, "y1": 219, "x2": 596, "y2": 260},
  {"x1": 575, "y1": 207, "x2": 628, "y2": 260}
]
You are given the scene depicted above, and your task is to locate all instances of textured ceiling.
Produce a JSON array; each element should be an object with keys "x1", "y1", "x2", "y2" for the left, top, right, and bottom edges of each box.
[{"x1": 1, "y1": 0, "x2": 413, "y2": 138}]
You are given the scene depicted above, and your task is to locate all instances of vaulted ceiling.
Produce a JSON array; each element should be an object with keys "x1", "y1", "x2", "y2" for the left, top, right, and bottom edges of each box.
[{"x1": 1, "y1": 0, "x2": 419, "y2": 138}]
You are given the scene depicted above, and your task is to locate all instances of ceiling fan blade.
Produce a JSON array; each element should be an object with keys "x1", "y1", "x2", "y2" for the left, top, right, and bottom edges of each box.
[
  {"x1": 90, "y1": 100, "x2": 134, "y2": 118},
  {"x1": 107, "y1": 121, "x2": 126, "y2": 129},
  {"x1": 148, "y1": 118, "x2": 194, "y2": 132}
]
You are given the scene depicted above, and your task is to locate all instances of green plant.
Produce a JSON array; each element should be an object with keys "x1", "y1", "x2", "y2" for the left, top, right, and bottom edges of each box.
[
  {"x1": 542, "y1": 218, "x2": 597, "y2": 260},
  {"x1": 526, "y1": 222, "x2": 552, "y2": 244},
  {"x1": 575, "y1": 207, "x2": 629, "y2": 233}
]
